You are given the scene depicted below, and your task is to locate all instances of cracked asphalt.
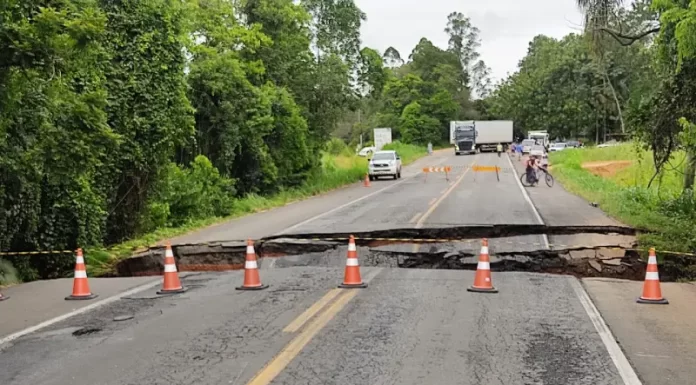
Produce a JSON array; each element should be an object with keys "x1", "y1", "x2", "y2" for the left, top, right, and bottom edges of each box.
[{"x1": 0, "y1": 152, "x2": 631, "y2": 385}]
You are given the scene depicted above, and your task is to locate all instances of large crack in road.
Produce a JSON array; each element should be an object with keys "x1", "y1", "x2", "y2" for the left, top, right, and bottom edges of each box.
[{"x1": 112, "y1": 224, "x2": 692, "y2": 282}]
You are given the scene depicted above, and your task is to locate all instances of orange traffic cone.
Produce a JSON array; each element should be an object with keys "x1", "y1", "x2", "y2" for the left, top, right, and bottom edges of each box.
[
  {"x1": 364, "y1": 174, "x2": 371, "y2": 187},
  {"x1": 157, "y1": 242, "x2": 187, "y2": 295},
  {"x1": 0, "y1": 292, "x2": 8, "y2": 301},
  {"x1": 236, "y1": 239, "x2": 268, "y2": 291},
  {"x1": 467, "y1": 239, "x2": 498, "y2": 293},
  {"x1": 637, "y1": 248, "x2": 668, "y2": 304},
  {"x1": 339, "y1": 235, "x2": 367, "y2": 288},
  {"x1": 65, "y1": 248, "x2": 98, "y2": 300}
]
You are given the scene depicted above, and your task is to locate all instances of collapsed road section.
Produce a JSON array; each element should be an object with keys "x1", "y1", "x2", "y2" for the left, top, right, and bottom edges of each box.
[{"x1": 109, "y1": 224, "x2": 696, "y2": 282}]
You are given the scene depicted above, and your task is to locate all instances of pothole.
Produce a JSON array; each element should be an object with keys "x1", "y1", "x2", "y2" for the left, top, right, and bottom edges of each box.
[{"x1": 72, "y1": 327, "x2": 102, "y2": 336}]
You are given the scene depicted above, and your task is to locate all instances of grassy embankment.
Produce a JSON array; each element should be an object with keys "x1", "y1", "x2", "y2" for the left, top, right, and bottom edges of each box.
[
  {"x1": 86, "y1": 141, "x2": 429, "y2": 275},
  {"x1": 549, "y1": 144, "x2": 696, "y2": 278}
]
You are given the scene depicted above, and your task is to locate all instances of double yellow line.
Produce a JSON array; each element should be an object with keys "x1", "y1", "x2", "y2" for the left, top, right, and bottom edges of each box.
[{"x1": 246, "y1": 269, "x2": 378, "y2": 385}]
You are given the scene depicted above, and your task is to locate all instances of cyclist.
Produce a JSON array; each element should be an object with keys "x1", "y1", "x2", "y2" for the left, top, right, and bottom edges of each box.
[
  {"x1": 496, "y1": 143, "x2": 503, "y2": 157},
  {"x1": 525, "y1": 155, "x2": 538, "y2": 184}
]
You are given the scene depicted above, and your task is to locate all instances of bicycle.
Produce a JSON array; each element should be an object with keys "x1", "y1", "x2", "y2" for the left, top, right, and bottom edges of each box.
[{"x1": 520, "y1": 167, "x2": 554, "y2": 187}]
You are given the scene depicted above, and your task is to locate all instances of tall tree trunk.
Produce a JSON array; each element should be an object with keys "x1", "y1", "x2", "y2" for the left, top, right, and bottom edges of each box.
[
  {"x1": 604, "y1": 72, "x2": 625, "y2": 134},
  {"x1": 684, "y1": 148, "x2": 696, "y2": 192}
]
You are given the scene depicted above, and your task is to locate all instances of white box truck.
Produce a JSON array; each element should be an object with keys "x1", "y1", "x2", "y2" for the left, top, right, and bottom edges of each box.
[
  {"x1": 373, "y1": 127, "x2": 392, "y2": 150},
  {"x1": 451, "y1": 120, "x2": 513, "y2": 155}
]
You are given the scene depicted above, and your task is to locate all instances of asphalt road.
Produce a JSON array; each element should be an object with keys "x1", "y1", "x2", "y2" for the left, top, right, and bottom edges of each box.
[{"x1": 0, "y1": 151, "x2": 637, "y2": 385}]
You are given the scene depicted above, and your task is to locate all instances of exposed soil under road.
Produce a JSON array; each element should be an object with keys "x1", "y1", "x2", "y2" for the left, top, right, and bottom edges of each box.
[
  {"x1": 110, "y1": 224, "x2": 694, "y2": 283},
  {"x1": 582, "y1": 160, "x2": 633, "y2": 178}
]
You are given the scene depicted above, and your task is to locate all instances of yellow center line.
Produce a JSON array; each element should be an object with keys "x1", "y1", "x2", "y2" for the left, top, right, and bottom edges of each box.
[
  {"x1": 282, "y1": 288, "x2": 343, "y2": 333},
  {"x1": 415, "y1": 156, "x2": 477, "y2": 229},
  {"x1": 246, "y1": 290, "x2": 359, "y2": 385},
  {"x1": 428, "y1": 198, "x2": 437, "y2": 206},
  {"x1": 409, "y1": 212, "x2": 423, "y2": 224}
]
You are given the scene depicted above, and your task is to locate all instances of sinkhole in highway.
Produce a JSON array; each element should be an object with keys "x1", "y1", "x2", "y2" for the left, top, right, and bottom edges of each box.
[{"x1": 111, "y1": 224, "x2": 695, "y2": 282}]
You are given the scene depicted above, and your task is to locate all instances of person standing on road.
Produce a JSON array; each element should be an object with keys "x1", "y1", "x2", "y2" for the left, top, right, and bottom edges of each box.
[
  {"x1": 516, "y1": 142, "x2": 523, "y2": 161},
  {"x1": 496, "y1": 143, "x2": 503, "y2": 157}
]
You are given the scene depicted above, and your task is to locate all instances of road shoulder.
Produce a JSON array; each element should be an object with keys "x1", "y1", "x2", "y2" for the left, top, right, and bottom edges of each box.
[{"x1": 583, "y1": 278, "x2": 696, "y2": 385}]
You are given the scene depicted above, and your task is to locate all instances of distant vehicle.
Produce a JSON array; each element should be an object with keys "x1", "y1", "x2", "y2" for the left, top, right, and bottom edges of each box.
[
  {"x1": 530, "y1": 144, "x2": 545, "y2": 157},
  {"x1": 357, "y1": 146, "x2": 376, "y2": 157},
  {"x1": 373, "y1": 128, "x2": 392, "y2": 150},
  {"x1": 597, "y1": 141, "x2": 619, "y2": 148},
  {"x1": 450, "y1": 120, "x2": 513, "y2": 155},
  {"x1": 368, "y1": 150, "x2": 402, "y2": 180},
  {"x1": 565, "y1": 140, "x2": 583, "y2": 148},
  {"x1": 520, "y1": 139, "x2": 536, "y2": 154},
  {"x1": 528, "y1": 130, "x2": 550, "y2": 148},
  {"x1": 549, "y1": 143, "x2": 567, "y2": 152}
]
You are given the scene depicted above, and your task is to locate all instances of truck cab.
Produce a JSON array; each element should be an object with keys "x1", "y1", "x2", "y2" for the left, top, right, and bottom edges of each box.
[{"x1": 454, "y1": 125, "x2": 476, "y2": 155}]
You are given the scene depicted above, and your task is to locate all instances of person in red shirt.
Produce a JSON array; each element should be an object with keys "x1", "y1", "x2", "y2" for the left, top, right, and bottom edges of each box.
[{"x1": 525, "y1": 155, "x2": 538, "y2": 184}]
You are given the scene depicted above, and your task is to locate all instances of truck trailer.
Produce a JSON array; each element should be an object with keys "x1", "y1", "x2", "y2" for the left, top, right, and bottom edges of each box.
[{"x1": 450, "y1": 120, "x2": 513, "y2": 155}]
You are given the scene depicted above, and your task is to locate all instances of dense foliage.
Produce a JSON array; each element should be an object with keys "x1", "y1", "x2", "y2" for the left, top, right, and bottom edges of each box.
[{"x1": 488, "y1": 0, "x2": 696, "y2": 193}]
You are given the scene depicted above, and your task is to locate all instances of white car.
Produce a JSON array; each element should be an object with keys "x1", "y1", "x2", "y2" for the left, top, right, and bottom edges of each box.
[
  {"x1": 521, "y1": 139, "x2": 536, "y2": 154},
  {"x1": 549, "y1": 143, "x2": 567, "y2": 152},
  {"x1": 530, "y1": 144, "x2": 545, "y2": 157},
  {"x1": 357, "y1": 146, "x2": 376, "y2": 157},
  {"x1": 368, "y1": 150, "x2": 402, "y2": 180}
]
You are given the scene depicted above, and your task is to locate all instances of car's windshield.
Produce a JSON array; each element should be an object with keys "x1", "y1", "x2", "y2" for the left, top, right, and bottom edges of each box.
[{"x1": 371, "y1": 152, "x2": 395, "y2": 161}]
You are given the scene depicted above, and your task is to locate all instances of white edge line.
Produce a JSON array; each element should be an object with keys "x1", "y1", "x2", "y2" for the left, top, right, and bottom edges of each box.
[
  {"x1": 277, "y1": 156, "x2": 449, "y2": 235},
  {"x1": 570, "y1": 279, "x2": 642, "y2": 385},
  {"x1": 506, "y1": 155, "x2": 551, "y2": 249},
  {"x1": 0, "y1": 279, "x2": 161, "y2": 349}
]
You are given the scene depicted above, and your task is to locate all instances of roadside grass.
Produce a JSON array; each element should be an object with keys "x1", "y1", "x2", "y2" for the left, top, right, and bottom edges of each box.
[
  {"x1": 86, "y1": 144, "x2": 428, "y2": 276},
  {"x1": 549, "y1": 144, "x2": 696, "y2": 278}
]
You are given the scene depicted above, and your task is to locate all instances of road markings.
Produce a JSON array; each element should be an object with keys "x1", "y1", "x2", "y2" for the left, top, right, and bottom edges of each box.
[
  {"x1": 282, "y1": 289, "x2": 343, "y2": 333},
  {"x1": 247, "y1": 290, "x2": 359, "y2": 385},
  {"x1": 570, "y1": 279, "x2": 642, "y2": 385},
  {"x1": 428, "y1": 198, "x2": 437, "y2": 206},
  {"x1": 415, "y1": 156, "x2": 477, "y2": 229},
  {"x1": 277, "y1": 156, "x2": 450, "y2": 235},
  {"x1": 409, "y1": 212, "x2": 423, "y2": 224},
  {"x1": 506, "y1": 155, "x2": 550, "y2": 249},
  {"x1": 247, "y1": 268, "x2": 383, "y2": 385},
  {"x1": 0, "y1": 278, "x2": 161, "y2": 349}
]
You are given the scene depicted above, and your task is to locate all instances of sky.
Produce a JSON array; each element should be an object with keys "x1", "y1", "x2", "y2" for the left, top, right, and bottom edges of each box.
[{"x1": 355, "y1": 0, "x2": 585, "y2": 84}]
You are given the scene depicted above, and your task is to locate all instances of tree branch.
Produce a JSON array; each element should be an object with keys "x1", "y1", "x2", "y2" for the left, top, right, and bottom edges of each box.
[{"x1": 598, "y1": 26, "x2": 661, "y2": 46}]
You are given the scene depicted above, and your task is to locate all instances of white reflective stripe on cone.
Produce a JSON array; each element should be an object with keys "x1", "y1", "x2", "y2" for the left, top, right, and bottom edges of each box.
[
  {"x1": 645, "y1": 272, "x2": 660, "y2": 280},
  {"x1": 346, "y1": 258, "x2": 359, "y2": 267},
  {"x1": 164, "y1": 264, "x2": 178, "y2": 273},
  {"x1": 480, "y1": 246, "x2": 489, "y2": 254},
  {"x1": 477, "y1": 261, "x2": 490, "y2": 270},
  {"x1": 245, "y1": 260, "x2": 258, "y2": 269},
  {"x1": 247, "y1": 246, "x2": 255, "y2": 254},
  {"x1": 74, "y1": 270, "x2": 88, "y2": 279},
  {"x1": 76, "y1": 256, "x2": 85, "y2": 264},
  {"x1": 348, "y1": 243, "x2": 356, "y2": 252},
  {"x1": 165, "y1": 249, "x2": 174, "y2": 258},
  {"x1": 648, "y1": 256, "x2": 657, "y2": 264}
]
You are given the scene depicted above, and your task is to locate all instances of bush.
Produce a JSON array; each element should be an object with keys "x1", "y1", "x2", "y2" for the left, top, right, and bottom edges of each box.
[
  {"x1": 326, "y1": 138, "x2": 350, "y2": 156},
  {"x1": 143, "y1": 155, "x2": 236, "y2": 230},
  {"x1": 382, "y1": 141, "x2": 427, "y2": 165},
  {"x1": 0, "y1": 259, "x2": 20, "y2": 286}
]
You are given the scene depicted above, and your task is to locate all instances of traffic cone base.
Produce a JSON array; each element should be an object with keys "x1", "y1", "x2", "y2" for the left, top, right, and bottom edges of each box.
[
  {"x1": 339, "y1": 282, "x2": 367, "y2": 289},
  {"x1": 66, "y1": 293, "x2": 98, "y2": 301},
  {"x1": 0, "y1": 294, "x2": 9, "y2": 301},
  {"x1": 157, "y1": 287, "x2": 188, "y2": 295},
  {"x1": 467, "y1": 286, "x2": 498, "y2": 293},
  {"x1": 236, "y1": 283, "x2": 269, "y2": 291},
  {"x1": 636, "y1": 297, "x2": 668, "y2": 305},
  {"x1": 237, "y1": 240, "x2": 269, "y2": 291}
]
